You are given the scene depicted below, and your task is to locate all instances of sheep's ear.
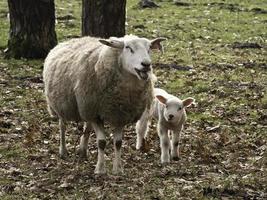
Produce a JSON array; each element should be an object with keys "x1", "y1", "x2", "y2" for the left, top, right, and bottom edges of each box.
[
  {"x1": 183, "y1": 97, "x2": 195, "y2": 107},
  {"x1": 99, "y1": 38, "x2": 124, "y2": 49},
  {"x1": 150, "y1": 37, "x2": 167, "y2": 53},
  {"x1": 156, "y1": 95, "x2": 167, "y2": 105}
]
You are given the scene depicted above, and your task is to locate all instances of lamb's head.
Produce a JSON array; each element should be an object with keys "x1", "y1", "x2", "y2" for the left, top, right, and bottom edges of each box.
[
  {"x1": 99, "y1": 35, "x2": 166, "y2": 81},
  {"x1": 156, "y1": 95, "x2": 194, "y2": 122}
]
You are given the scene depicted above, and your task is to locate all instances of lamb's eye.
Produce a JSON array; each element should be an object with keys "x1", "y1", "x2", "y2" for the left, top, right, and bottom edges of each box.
[
  {"x1": 177, "y1": 107, "x2": 182, "y2": 111},
  {"x1": 125, "y1": 46, "x2": 134, "y2": 53}
]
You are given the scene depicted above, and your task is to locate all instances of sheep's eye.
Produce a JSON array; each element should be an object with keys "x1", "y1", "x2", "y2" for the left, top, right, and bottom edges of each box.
[
  {"x1": 125, "y1": 46, "x2": 134, "y2": 53},
  {"x1": 177, "y1": 107, "x2": 182, "y2": 111}
]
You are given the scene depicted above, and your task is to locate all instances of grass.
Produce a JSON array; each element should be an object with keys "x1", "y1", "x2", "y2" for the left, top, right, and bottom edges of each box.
[{"x1": 0, "y1": 0, "x2": 267, "y2": 199}]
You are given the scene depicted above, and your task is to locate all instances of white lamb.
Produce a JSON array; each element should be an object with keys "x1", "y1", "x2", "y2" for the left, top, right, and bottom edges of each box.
[
  {"x1": 136, "y1": 88, "x2": 194, "y2": 163},
  {"x1": 43, "y1": 35, "x2": 165, "y2": 174}
]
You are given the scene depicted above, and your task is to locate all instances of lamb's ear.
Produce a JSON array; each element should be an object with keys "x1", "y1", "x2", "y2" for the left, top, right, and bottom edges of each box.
[
  {"x1": 150, "y1": 37, "x2": 167, "y2": 53},
  {"x1": 99, "y1": 37, "x2": 124, "y2": 49},
  {"x1": 156, "y1": 95, "x2": 167, "y2": 105},
  {"x1": 183, "y1": 97, "x2": 195, "y2": 107}
]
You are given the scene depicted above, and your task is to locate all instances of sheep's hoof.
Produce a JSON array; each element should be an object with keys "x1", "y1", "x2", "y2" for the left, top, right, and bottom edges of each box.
[
  {"x1": 136, "y1": 139, "x2": 143, "y2": 150},
  {"x1": 59, "y1": 149, "x2": 69, "y2": 160},
  {"x1": 77, "y1": 148, "x2": 88, "y2": 160},
  {"x1": 94, "y1": 164, "x2": 106, "y2": 175},
  {"x1": 172, "y1": 156, "x2": 180, "y2": 161}
]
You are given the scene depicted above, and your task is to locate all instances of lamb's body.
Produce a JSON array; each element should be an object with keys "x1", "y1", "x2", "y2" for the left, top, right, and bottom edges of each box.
[
  {"x1": 43, "y1": 35, "x2": 165, "y2": 174},
  {"x1": 136, "y1": 88, "x2": 194, "y2": 163},
  {"x1": 44, "y1": 37, "x2": 152, "y2": 126}
]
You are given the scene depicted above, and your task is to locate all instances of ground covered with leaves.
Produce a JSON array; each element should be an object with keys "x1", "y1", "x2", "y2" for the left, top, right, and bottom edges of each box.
[{"x1": 0, "y1": 0, "x2": 266, "y2": 199}]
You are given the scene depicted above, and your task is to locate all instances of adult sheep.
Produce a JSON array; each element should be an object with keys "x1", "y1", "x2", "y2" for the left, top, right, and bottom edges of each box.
[{"x1": 43, "y1": 35, "x2": 165, "y2": 174}]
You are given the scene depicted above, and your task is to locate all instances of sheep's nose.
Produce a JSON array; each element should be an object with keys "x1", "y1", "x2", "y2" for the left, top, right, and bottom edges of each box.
[
  {"x1": 168, "y1": 114, "x2": 174, "y2": 120},
  {"x1": 141, "y1": 62, "x2": 151, "y2": 71}
]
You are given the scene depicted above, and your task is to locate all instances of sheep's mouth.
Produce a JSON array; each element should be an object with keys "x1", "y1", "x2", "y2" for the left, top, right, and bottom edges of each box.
[
  {"x1": 167, "y1": 118, "x2": 174, "y2": 122},
  {"x1": 135, "y1": 68, "x2": 149, "y2": 80}
]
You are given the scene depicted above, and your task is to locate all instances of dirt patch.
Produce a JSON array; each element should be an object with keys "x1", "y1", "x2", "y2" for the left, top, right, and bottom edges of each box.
[
  {"x1": 13, "y1": 75, "x2": 43, "y2": 83},
  {"x1": 242, "y1": 62, "x2": 267, "y2": 68},
  {"x1": 138, "y1": 0, "x2": 159, "y2": 9},
  {"x1": 174, "y1": 1, "x2": 191, "y2": 7},
  {"x1": 154, "y1": 62, "x2": 193, "y2": 71},
  {"x1": 203, "y1": 186, "x2": 263, "y2": 199},
  {"x1": 202, "y1": 3, "x2": 267, "y2": 14},
  {"x1": 206, "y1": 63, "x2": 235, "y2": 70},
  {"x1": 204, "y1": 2, "x2": 243, "y2": 12},
  {"x1": 0, "y1": 10, "x2": 8, "y2": 18},
  {"x1": 250, "y1": 7, "x2": 267, "y2": 14},
  {"x1": 56, "y1": 14, "x2": 76, "y2": 21},
  {"x1": 231, "y1": 42, "x2": 262, "y2": 49},
  {"x1": 132, "y1": 24, "x2": 146, "y2": 29}
]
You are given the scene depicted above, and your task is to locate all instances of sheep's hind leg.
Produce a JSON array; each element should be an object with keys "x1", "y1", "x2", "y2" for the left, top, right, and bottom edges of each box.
[
  {"x1": 92, "y1": 121, "x2": 106, "y2": 174},
  {"x1": 78, "y1": 122, "x2": 92, "y2": 159},
  {"x1": 113, "y1": 127, "x2": 123, "y2": 175},
  {"x1": 59, "y1": 119, "x2": 68, "y2": 159}
]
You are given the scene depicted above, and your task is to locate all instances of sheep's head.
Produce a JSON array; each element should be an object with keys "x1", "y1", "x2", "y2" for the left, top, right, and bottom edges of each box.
[
  {"x1": 156, "y1": 95, "x2": 194, "y2": 122},
  {"x1": 99, "y1": 35, "x2": 166, "y2": 81}
]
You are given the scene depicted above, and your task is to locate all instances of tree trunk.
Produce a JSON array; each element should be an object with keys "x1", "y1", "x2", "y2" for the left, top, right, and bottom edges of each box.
[
  {"x1": 6, "y1": 0, "x2": 57, "y2": 59},
  {"x1": 82, "y1": 0, "x2": 126, "y2": 38}
]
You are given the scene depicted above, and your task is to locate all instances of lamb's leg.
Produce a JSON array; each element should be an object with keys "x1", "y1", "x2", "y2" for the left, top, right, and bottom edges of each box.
[
  {"x1": 171, "y1": 125, "x2": 183, "y2": 161},
  {"x1": 136, "y1": 109, "x2": 150, "y2": 150},
  {"x1": 113, "y1": 127, "x2": 124, "y2": 174},
  {"x1": 78, "y1": 122, "x2": 92, "y2": 159},
  {"x1": 59, "y1": 119, "x2": 68, "y2": 159},
  {"x1": 158, "y1": 123, "x2": 170, "y2": 164},
  {"x1": 92, "y1": 121, "x2": 106, "y2": 174}
]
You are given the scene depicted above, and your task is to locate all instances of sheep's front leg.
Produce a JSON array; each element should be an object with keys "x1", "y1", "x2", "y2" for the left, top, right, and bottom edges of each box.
[
  {"x1": 158, "y1": 123, "x2": 170, "y2": 164},
  {"x1": 136, "y1": 110, "x2": 150, "y2": 150},
  {"x1": 78, "y1": 122, "x2": 92, "y2": 159},
  {"x1": 171, "y1": 125, "x2": 183, "y2": 161},
  {"x1": 113, "y1": 127, "x2": 124, "y2": 174},
  {"x1": 92, "y1": 121, "x2": 106, "y2": 174},
  {"x1": 59, "y1": 119, "x2": 68, "y2": 159}
]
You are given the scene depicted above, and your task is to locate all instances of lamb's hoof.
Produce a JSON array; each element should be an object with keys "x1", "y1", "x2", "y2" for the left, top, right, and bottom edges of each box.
[
  {"x1": 137, "y1": 138, "x2": 150, "y2": 153},
  {"x1": 172, "y1": 156, "x2": 180, "y2": 161},
  {"x1": 94, "y1": 169, "x2": 106, "y2": 175},
  {"x1": 136, "y1": 143, "x2": 141, "y2": 150},
  {"x1": 161, "y1": 157, "x2": 170, "y2": 166},
  {"x1": 161, "y1": 161, "x2": 170, "y2": 166},
  {"x1": 112, "y1": 166, "x2": 124, "y2": 175}
]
